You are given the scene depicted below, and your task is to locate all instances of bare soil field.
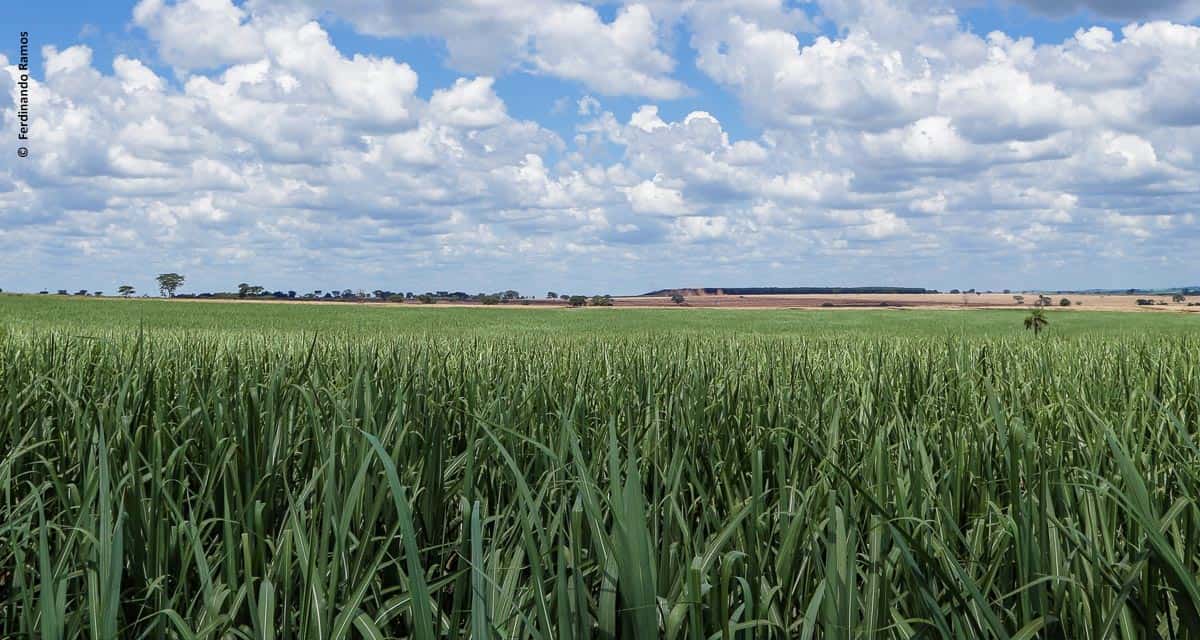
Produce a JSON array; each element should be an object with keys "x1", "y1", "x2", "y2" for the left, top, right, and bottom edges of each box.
[
  {"x1": 613, "y1": 292, "x2": 1200, "y2": 312},
  {"x1": 119, "y1": 292, "x2": 1197, "y2": 312}
]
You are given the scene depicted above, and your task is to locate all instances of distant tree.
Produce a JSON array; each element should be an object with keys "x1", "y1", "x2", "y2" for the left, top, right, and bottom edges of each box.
[
  {"x1": 1013, "y1": 295, "x2": 1025, "y2": 305},
  {"x1": 342, "y1": 289, "x2": 354, "y2": 299},
  {"x1": 156, "y1": 273, "x2": 185, "y2": 297},
  {"x1": 1024, "y1": 308, "x2": 1049, "y2": 336},
  {"x1": 418, "y1": 294, "x2": 436, "y2": 304},
  {"x1": 950, "y1": 289, "x2": 960, "y2": 294},
  {"x1": 670, "y1": 293, "x2": 685, "y2": 305},
  {"x1": 75, "y1": 289, "x2": 89, "y2": 296},
  {"x1": 480, "y1": 295, "x2": 501, "y2": 305},
  {"x1": 1059, "y1": 297, "x2": 1072, "y2": 307},
  {"x1": 590, "y1": 295, "x2": 613, "y2": 307},
  {"x1": 547, "y1": 291, "x2": 558, "y2": 299},
  {"x1": 502, "y1": 290, "x2": 520, "y2": 301},
  {"x1": 57, "y1": 289, "x2": 68, "y2": 295},
  {"x1": 237, "y1": 284, "x2": 264, "y2": 297},
  {"x1": 567, "y1": 295, "x2": 587, "y2": 307},
  {"x1": 93, "y1": 291, "x2": 104, "y2": 297},
  {"x1": 1173, "y1": 294, "x2": 1186, "y2": 303},
  {"x1": 287, "y1": 291, "x2": 296, "y2": 299},
  {"x1": 118, "y1": 285, "x2": 135, "y2": 298},
  {"x1": 559, "y1": 294, "x2": 570, "y2": 301},
  {"x1": 313, "y1": 290, "x2": 323, "y2": 297}
]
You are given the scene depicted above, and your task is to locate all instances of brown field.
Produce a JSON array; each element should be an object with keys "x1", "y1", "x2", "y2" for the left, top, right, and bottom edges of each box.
[
  {"x1": 136, "y1": 292, "x2": 1198, "y2": 312},
  {"x1": 611, "y1": 292, "x2": 1199, "y2": 312}
]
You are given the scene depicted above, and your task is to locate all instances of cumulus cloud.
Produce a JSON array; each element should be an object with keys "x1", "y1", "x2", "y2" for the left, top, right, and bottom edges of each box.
[
  {"x1": 626, "y1": 177, "x2": 691, "y2": 216},
  {"x1": 2, "y1": 0, "x2": 1199, "y2": 292},
  {"x1": 133, "y1": 0, "x2": 267, "y2": 69},
  {"x1": 251, "y1": 0, "x2": 687, "y2": 98},
  {"x1": 429, "y1": 78, "x2": 508, "y2": 129}
]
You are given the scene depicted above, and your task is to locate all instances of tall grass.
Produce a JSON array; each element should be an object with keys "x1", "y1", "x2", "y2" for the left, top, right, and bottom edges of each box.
[{"x1": 2, "y1": 329, "x2": 1199, "y2": 638}]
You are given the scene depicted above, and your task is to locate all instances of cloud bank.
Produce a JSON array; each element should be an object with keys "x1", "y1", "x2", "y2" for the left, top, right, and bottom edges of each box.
[{"x1": 1, "y1": 0, "x2": 1198, "y2": 292}]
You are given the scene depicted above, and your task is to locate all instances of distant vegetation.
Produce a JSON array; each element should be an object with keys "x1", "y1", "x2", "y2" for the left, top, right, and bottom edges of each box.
[
  {"x1": 8, "y1": 273, "x2": 616, "y2": 307},
  {"x1": 644, "y1": 286, "x2": 934, "y2": 296}
]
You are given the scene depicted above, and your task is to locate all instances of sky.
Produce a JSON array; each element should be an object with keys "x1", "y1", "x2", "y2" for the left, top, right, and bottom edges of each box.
[{"x1": 2, "y1": 0, "x2": 1199, "y2": 296}]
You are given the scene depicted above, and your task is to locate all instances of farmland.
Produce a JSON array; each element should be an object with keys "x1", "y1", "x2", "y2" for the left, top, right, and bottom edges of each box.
[{"x1": 2, "y1": 295, "x2": 1199, "y2": 638}]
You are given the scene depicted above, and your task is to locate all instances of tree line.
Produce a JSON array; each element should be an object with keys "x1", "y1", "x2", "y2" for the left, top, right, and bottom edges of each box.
[{"x1": 32, "y1": 274, "x2": 616, "y2": 306}]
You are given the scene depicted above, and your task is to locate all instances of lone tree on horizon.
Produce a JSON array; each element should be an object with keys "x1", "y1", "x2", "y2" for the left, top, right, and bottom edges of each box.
[
  {"x1": 1024, "y1": 308, "x2": 1049, "y2": 336},
  {"x1": 156, "y1": 273, "x2": 185, "y2": 298},
  {"x1": 118, "y1": 285, "x2": 135, "y2": 298}
]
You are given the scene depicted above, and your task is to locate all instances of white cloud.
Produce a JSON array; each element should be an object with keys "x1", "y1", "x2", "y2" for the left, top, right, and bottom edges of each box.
[
  {"x1": 626, "y1": 177, "x2": 691, "y2": 216},
  {"x1": 429, "y1": 77, "x2": 508, "y2": 129},
  {"x1": 113, "y1": 56, "x2": 165, "y2": 93},
  {"x1": 528, "y1": 4, "x2": 687, "y2": 99},
  {"x1": 3, "y1": 0, "x2": 1200, "y2": 292},
  {"x1": 629, "y1": 105, "x2": 668, "y2": 132},
  {"x1": 254, "y1": 0, "x2": 687, "y2": 98},
  {"x1": 133, "y1": 0, "x2": 266, "y2": 69},
  {"x1": 577, "y1": 95, "x2": 600, "y2": 116}
]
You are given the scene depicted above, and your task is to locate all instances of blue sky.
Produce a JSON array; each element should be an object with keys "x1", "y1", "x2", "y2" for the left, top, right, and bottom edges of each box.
[{"x1": 2, "y1": 0, "x2": 1199, "y2": 295}]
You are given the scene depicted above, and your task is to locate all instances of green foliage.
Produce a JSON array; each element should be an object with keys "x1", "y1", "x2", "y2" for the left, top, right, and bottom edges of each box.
[
  {"x1": 1024, "y1": 308, "x2": 1049, "y2": 335},
  {"x1": 1, "y1": 297, "x2": 1199, "y2": 637},
  {"x1": 567, "y1": 295, "x2": 587, "y2": 307},
  {"x1": 155, "y1": 273, "x2": 185, "y2": 298},
  {"x1": 3, "y1": 294, "x2": 1200, "y2": 338}
]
